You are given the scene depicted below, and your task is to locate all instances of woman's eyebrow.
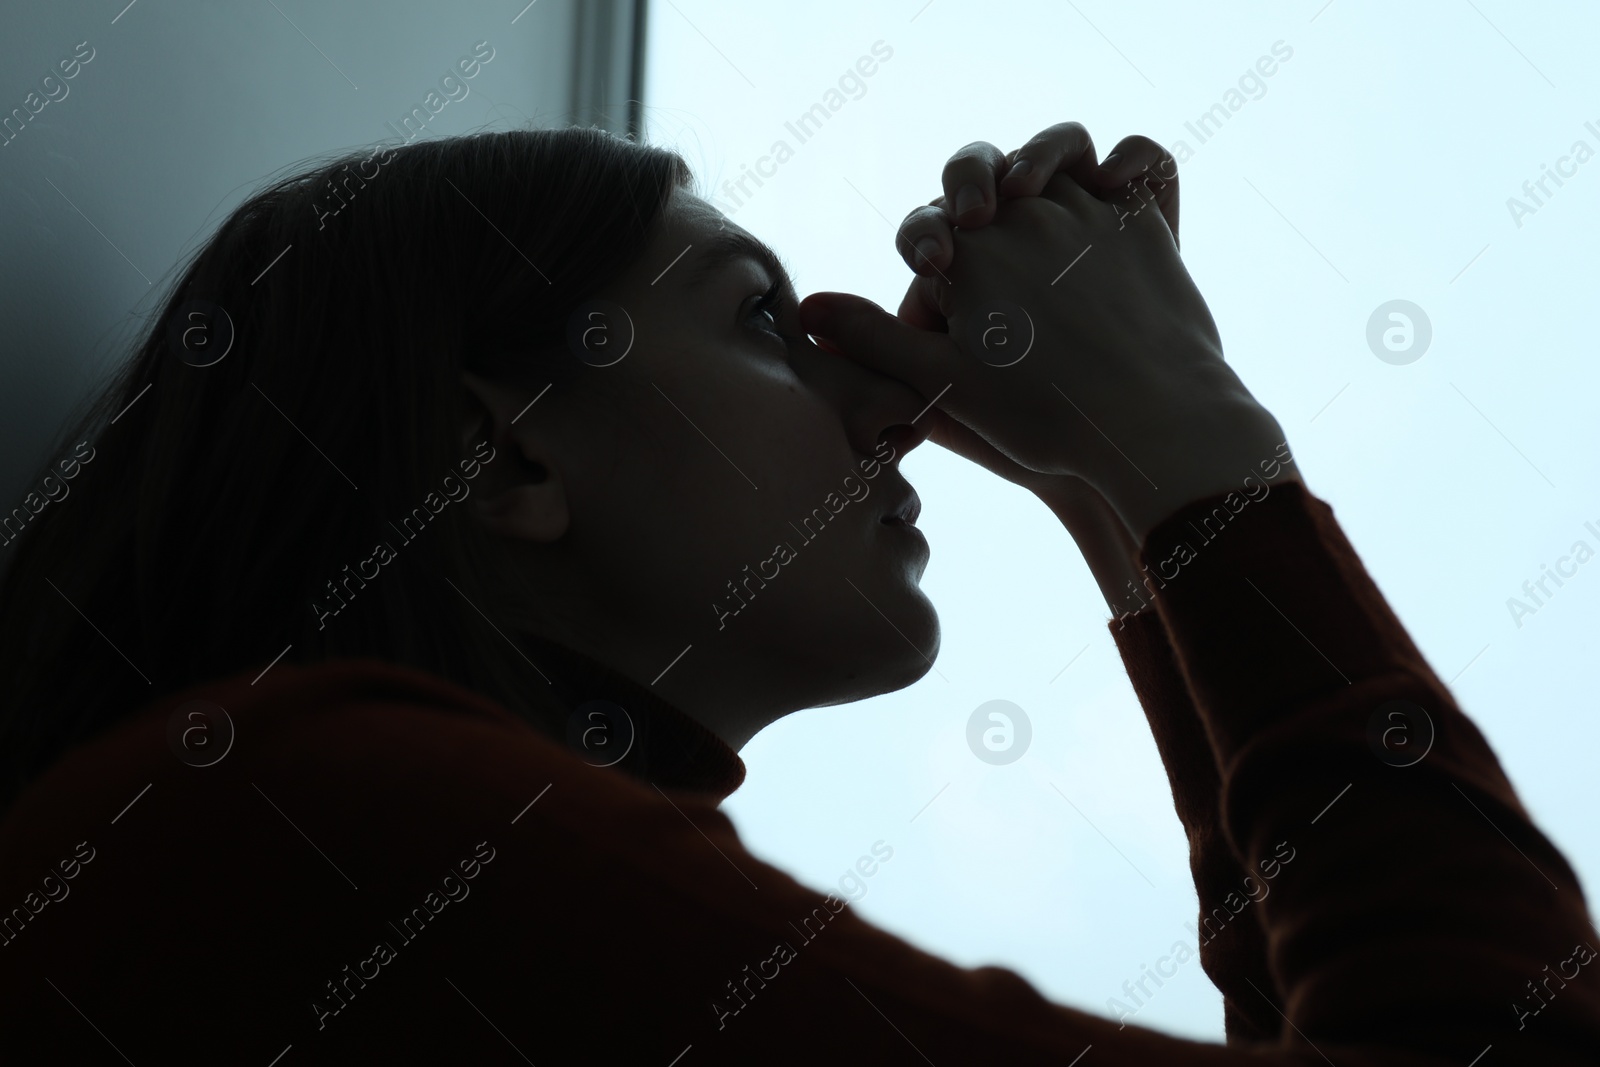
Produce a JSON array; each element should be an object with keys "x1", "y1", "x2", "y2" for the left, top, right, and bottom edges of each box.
[{"x1": 684, "y1": 231, "x2": 795, "y2": 294}]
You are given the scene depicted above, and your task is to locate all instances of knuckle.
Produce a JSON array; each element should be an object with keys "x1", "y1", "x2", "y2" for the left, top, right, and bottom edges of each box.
[
  {"x1": 1037, "y1": 121, "x2": 1091, "y2": 154},
  {"x1": 944, "y1": 141, "x2": 1004, "y2": 179},
  {"x1": 1041, "y1": 120, "x2": 1088, "y2": 142},
  {"x1": 1120, "y1": 134, "x2": 1179, "y2": 181},
  {"x1": 944, "y1": 142, "x2": 981, "y2": 167}
]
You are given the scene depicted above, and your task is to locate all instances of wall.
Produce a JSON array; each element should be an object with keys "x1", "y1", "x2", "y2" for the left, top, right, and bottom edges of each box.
[{"x1": 0, "y1": 0, "x2": 644, "y2": 506}]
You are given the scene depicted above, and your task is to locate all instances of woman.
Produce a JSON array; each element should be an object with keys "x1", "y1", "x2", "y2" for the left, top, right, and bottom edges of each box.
[{"x1": 0, "y1": 123, "x2": 1594, "y2": 1063}]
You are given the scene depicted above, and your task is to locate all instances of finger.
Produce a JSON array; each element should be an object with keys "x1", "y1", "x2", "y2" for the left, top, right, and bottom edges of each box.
[
  {"x1": 1036, "y1": 170, "x2": 1106, "y2": 218},
  {"x1": 920, "y1": 407, "x2": 1066, "y2": 486},
  {"x1": 800, "y1": 291, "x2": 961, "y2": 394},
  {"x1": 895, "y1": 204, "x2": 956, "y2": 278},
  {"x1": 921, "y1": 406, "x2": 1023, "y2": 481},
  {"x1": 1092, "y1": 134, "x2": 1180, "y2": 246},
  {"x1": 895, "y1": 273, "x2": 948, "y2": 333},
  {"x1": 923, "y1": 408, "x2": 1122, "y2": 513},
  {"x1": 941, "y1": 141, "x2": 1009, "y2": 227},
  {"x1": 997, "y1": 122, "x2": 1100, "y2": 199}
]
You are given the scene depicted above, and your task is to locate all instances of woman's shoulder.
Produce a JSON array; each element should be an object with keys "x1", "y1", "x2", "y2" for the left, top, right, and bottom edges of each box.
[
  {"x1": 2, "y1": 657, "x2": 521, "y2": 811},
  {"x1": 0, "y1": 656, "x2": 764, "y2": 1060},
  {"x1": 0, "y1": 656, "x2": 711, "y2": 873}
]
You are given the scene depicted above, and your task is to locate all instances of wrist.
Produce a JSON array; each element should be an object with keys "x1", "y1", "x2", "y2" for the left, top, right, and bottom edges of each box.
[{"x1": 1098, "y1": 408, "x2": 1300, "y2": 545}]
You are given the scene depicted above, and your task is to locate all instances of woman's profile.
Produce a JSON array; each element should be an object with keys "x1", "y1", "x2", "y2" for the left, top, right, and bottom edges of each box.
[{"x1": 0, "y1": 123, "x2": 1595, "y2": 1064}]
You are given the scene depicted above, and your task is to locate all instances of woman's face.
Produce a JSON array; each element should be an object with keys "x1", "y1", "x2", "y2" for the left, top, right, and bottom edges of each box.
[{"x1": 475, "y1": 189, "x2": 940, "y2": 747}]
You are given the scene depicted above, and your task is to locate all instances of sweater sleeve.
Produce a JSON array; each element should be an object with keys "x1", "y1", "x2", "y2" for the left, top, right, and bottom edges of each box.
[
  {"x1": 1133, "y1": 479, "x2": 1600, "y2": 1059},
  {"x1": 1107, "y1": 606, "x2": 1283, "y2": 1043}
]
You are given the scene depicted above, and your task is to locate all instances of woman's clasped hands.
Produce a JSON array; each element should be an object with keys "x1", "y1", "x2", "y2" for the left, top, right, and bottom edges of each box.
[{"x1": 799, "y1": 121, "x2": 1297, "y2": 545}]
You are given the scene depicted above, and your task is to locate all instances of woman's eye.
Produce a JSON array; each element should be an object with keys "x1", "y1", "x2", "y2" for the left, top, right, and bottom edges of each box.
[{"x1": 747, "y1": 285, "x2": 787, "y2": 339}]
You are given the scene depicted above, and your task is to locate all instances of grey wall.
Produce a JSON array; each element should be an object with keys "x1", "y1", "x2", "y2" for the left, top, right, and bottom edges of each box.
[{"x1": 0, "y1": 0, "x2": 644, "y2": 511}]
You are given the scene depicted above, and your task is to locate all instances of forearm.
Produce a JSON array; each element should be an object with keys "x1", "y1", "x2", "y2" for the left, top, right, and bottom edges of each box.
[
  {"x1": 1107, "y1": 610, "x2": 1282, "y2": 1042},
  {"x1": 1040, "y1": 487, "x2": 1146, "y2": 618},
  {"x1": 1051, "y1": 473, "x2": 1290, "y2": 1042}
]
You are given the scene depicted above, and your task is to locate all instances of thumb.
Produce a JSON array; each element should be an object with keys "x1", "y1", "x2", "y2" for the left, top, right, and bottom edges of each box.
[
  {"x1": 799, "y1": 291, "x2": 961, "y2": 393},
  {"x1": 896, "y1": 274, "x2": 948, "y2": 334}
]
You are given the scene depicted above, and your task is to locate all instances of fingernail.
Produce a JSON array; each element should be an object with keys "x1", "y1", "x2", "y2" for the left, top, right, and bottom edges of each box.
[
  {"x1": 1007, "y1": 158, "x2": 1033, "y2": 180},
  {"x1": 955, "y1": 183, "x2": 983, "y2": 218},
  {"x1": 913, "y1": 236, "x2": 941, "y2": 265},
  {"x1": 798, "y1": 300, "x2": 829, "y2": 332}
]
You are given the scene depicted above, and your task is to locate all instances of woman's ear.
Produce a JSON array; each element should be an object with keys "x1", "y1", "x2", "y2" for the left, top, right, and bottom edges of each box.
[{"x1": 460, "y1": 371, "x2": 569, "y2": 543}]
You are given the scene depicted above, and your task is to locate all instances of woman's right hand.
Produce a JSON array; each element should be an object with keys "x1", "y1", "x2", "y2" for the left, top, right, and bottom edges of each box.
[
  {"x1": 892, "y1": 123, "x2": 1181, "y2": 332},
  {"x1": 800, "y1": 130, "x2": 1293, "y2": 543}
]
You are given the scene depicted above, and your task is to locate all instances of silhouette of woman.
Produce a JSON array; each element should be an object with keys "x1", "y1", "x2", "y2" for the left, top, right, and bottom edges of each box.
[{"x1": 0, "y1": 123, "x2": 1594, "y2": 1063}]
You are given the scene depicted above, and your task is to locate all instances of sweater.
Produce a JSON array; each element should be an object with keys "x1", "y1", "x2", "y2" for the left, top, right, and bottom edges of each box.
[{"x1": 0, "y1": 481, "x2": 1596, "y2": 1064}]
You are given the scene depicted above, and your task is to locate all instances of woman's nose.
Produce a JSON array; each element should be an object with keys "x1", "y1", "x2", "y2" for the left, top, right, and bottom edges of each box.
[{"x1": 876, "y1": 419, "x2": 930, "y2": 463}]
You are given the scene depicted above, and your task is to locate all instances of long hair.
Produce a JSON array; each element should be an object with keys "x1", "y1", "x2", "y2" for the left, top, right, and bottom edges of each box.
[{"x1": 0, "y1": 126, "x2": 692, "y2": 812}]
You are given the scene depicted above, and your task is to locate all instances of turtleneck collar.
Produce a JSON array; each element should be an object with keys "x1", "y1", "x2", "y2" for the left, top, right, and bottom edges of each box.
[{"x1": 521, "y1": 635, "x2": 746, "y2": 802}]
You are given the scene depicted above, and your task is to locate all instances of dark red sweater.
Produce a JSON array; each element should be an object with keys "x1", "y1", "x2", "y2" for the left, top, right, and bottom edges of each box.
[{"x1": 1, "y1": 482, "x2": 1596, "y2": 1064}]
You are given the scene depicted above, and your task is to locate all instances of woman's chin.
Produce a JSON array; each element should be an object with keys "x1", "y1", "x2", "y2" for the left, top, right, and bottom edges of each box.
[
  {"x1": 830, "y1": 591, "x2": 941, "y2": 699},
  {"x1": 728, "y1": 579, "x2": 939, "y2": 705}
]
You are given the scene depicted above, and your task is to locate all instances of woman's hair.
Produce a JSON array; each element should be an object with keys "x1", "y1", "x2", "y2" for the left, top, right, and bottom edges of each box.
[{"x1": 0, "y1": 126, "x2": 692, "y2": 811}]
